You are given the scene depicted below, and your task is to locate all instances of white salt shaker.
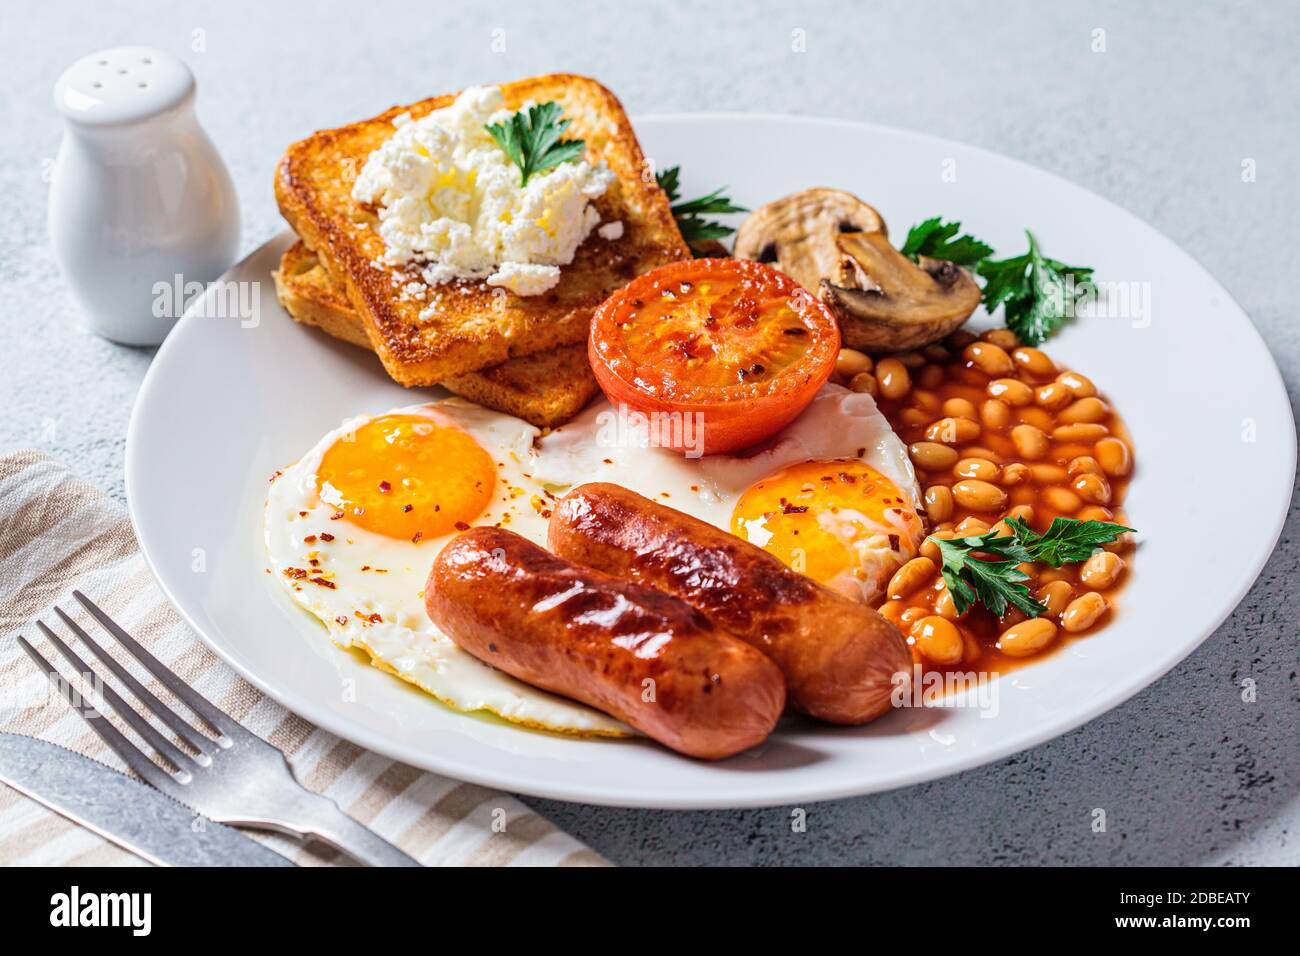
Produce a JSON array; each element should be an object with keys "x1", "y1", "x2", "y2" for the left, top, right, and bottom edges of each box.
[{"x1": 49, "y1": 47, "x2": 239, "y2": 346}]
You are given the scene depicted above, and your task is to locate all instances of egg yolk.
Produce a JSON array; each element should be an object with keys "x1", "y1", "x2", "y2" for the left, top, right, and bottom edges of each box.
[
  {"x1": 316, "y1": 414, "x2": 494, "y2": 542},
  {"x1": 730, "y1": 459, "x2": 923, "y2": 590}
]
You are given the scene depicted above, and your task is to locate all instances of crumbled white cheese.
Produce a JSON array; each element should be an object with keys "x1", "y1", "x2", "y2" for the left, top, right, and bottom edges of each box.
[
  {"x1": 597, "y1": 220, "x2": 624, "y2": 241},
  {"x1": 351, "y1": 86, "x2": 613, "y2": 296}
]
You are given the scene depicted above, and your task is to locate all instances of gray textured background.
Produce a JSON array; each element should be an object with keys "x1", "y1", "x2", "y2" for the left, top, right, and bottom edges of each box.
[{"x1": 1, "y1": 0, "x2": 1295, "y2": 865}]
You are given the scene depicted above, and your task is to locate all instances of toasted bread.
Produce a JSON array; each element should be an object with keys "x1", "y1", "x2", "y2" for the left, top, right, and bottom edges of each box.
[
  {"x1": 273, "y1": 241, "x2": 601, "y2": 428},
  {"x1": 276, "y1": 74, "x2": 688, "y2": 386}
]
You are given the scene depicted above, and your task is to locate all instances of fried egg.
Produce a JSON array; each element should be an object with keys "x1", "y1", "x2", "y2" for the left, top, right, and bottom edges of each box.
[{"x1": 264, "y1": 385, "x2": 922, "y2": 736}]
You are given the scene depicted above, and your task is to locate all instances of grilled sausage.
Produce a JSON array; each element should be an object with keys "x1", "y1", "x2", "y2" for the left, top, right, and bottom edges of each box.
[
  {"x1": 426, "y1": 526, "x2": 785, "y2": 760},
  {"x1": 548, "y1": 483, "x2": 910, "y2": 725}
]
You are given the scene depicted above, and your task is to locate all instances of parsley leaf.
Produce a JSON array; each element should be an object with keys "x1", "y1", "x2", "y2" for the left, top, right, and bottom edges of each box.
[
  {"x1": 933, "y1": 532, "x2": 1044, "y2": 618},
  {"x1": 485, "y1": 102, "x2": 586, "y2": 187},
  {"x1": 1004, "y1": 517, "x2": 1135, "y2": 566},
  {"x1": 929, "y1": 517, "x2": 1134, "y2": 617},
  {"x1": 655, "y1": 165, "x2": 747, "y2": 256},
  {"x1": 977, "y1": 231, "x2": 1094, "y2": 346},
  {"x1": 900, "y1": 217, "x2": 994, "y2": 266}
]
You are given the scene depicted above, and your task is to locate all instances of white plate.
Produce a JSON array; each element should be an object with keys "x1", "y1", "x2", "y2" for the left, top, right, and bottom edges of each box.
[{"x1": 126, "y1": 114, "x2": 1295, "y2": 808}]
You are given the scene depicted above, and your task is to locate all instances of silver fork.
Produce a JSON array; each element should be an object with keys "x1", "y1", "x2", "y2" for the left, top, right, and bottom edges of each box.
[{"x1": 17, "y1": 590, "x2": 419, "y2": 867}]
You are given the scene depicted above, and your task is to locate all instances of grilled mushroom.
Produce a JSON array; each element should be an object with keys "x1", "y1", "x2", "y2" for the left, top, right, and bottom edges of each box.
[
  {"x1": 734, "y1": 188, "x2": 979, "y2": 351},
  {"x1": 822, "y1": 231, "x2": 981, "y2": 351}
]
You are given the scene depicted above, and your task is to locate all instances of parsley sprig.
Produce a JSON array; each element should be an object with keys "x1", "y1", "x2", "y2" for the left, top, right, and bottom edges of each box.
[
  {"x1": 931, "y1": 517, "x2": 1134, "y2": 618},
  {"x1": 656, "y1": 165, "x2": 747, "y2": 256},
  {"x1": 485, "y1": 102, "x2": 585, "y2": 187},
  {"x1": 900, "y1": 217, "x2": 994, "y2": 266},
  {"x1": 977, "y1": 232, "x2": 1094, "y2": 347},
  {"x1": 899, "y1": 218, "x2": 1094, "y2": 347}
]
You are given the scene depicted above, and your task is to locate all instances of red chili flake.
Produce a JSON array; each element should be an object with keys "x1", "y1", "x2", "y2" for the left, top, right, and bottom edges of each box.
[
  {"x1": 603, "y1": 458, "x2": 613, "y2": 465},
  {"x1": 309, "y1": 577, "x2": 336, "y2": 589},
  {"x1": 838, "y1": 472, "x2": 857, "y2": 484},
  {"x1": 269, "y1": 470, "x2": 283, "y2": 483},
  {"x1": 319, "y1": 532, "x2": 335, "y2": 542},
  {"x1": 855, "y1": 447, "x2": 866, "y2": 457},
  {"x1": 298, "y1": 511, "x2": 308, "y2": 517},
  {"x1": 540, "y1": 509, "x2": 552, "y2": 519},
  {"x1": 303, "y1": 534, "x2": 318, "y2": 543},
  {"x1": 454, "y1": 521, "x2": 470, "y2": 531},
  {"x1": 434, "y1": 504, "x2": 441, "y2": 512},
  {"x1": 378, "y1": 481, "x2": 391, "y2": 493},
  {"x1": 330, "y1": 510, "x2": 344, "y2": 520},
  {"x1": 888, "y1": 534, "x2": 900, "y2": 552},
  {"x1": 402, "y1": 504, "x2": 413, "y2": 513},
  {"x1": 374, "y1": 568, "x2": 388, "y2": 574},
  {"x1": 782, "y1": 502, "x2": 809, "y2": 514},
  {"x1": 411, "y1": 531, "x2": 423, "y2": 543},
  {"x1": 283, "y1": 567, "x2": 307, "y2": 579},
  {"x1": 309, "y1": 558, "x2": 320, "y2": 567},
  {"x1": 368, "y1": 612, "x2": 383, "y2": 623},
  {"x1": 335, "y1": 615, "x2": 348, "y2": 626},
  {"x1": 361, "y1": 564, "x2": 371, "y2": 571}
]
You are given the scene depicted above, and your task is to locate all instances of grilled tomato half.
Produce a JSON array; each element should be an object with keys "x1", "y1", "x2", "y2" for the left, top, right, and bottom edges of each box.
[{"x1": 589, "y1": 258, "x2": 840, "y2": 455}]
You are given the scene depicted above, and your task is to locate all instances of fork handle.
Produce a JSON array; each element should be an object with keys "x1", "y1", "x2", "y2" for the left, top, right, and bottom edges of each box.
[{"x1": 295, "y1": 795, "x2": 421, "y2": 867}]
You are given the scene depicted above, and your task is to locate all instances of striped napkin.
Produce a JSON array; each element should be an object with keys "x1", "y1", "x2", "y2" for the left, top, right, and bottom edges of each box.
[{"x1": 0, "y1": 450, "x2": 605, "y2": 866}]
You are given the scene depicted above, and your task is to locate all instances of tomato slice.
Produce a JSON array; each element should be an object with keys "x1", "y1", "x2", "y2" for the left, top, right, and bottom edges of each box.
[{"x1": 589, "y1": 258, "x2": 840, "y2": 455}]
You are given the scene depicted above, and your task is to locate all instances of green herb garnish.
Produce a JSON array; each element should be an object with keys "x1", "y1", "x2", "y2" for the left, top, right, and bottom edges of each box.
[
  {"x1": 899, "y1": 217, "x2": 994, "y2": 266},
  {"x1": 486, "y1": 102, "x2": 585, "y2": 187},
  {"x1": 656, "y1": 165, "x2": 747, "y2": 256},
  {"x1": 977, "y1": 231, "x2": 1094, "y2": 347},
  {"x1": 931, "y1": 518, "x2": 1134, "y2": 617}
]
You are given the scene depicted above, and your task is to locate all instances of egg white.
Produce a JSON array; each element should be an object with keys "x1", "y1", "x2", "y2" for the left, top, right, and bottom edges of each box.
[{"x1": 264, "y1": 385, "x2": 920, "y2": 736}]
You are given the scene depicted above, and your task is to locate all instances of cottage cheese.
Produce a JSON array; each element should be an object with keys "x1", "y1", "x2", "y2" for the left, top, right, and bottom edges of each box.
[{"x1": 351, "y1": 86, "x2": 614, "y2": 296}]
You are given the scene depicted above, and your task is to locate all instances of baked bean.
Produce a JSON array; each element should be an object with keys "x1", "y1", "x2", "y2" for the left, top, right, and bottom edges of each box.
[
  {"x1": 1000, "y1": 462, "x2": 1029, "y2": 486},
  {"x1": 955, "y1": 457, "x2": 1000, "y2": 481},
  {"x1": 1037, "y1": 567, "x2": 1071, "y2": 584},
  {"x1": 1072, "y1": 472, "x2": 1112, "y2": 505},
  {"x1": 1035, "y1": 382, "x2": 1073, "y2": 411},
  {"x1": 1080, "y1": 551, "x2": 1125, "y2": 589},
  {"x1": 836, "y1": 348, "x2": 872, "y2": 380},
  {"x1": 887, "y1": 556, "x2": 937, "y2": 600},
  {"x1": 980, "y1": 399, "x2": 1012, "y2": 429},
  {"x1": 1035, "y1": 580, "x2": 1074, "y2": 617},
  {"x1": 964, "y1": 342, "x2": 1015, "y2": 377},
  {"x1": 946, "y1": 329, "x2": 977, "y2": 350},
  {"x1": 1061, "y1": 592, "x2": 1108, "y2": 632},
  {"x1": 924, "y1": 485, "x2": 954, "y2": 523},
  {"x1": 942, "y1": 397, "x2": 979, "y2": 420},
  {"x1": 999, "y1": 618, "x2": 1058, "y2": 657},
  {"x1": 925, "y1": 417, "x2": 981, "y2": 443},
  {"x1": 912, "y1": 616, "x2": 964, "y2": 665},
  {"x1": 1058, "y1": 397, "x2": 1109, "y2": 424},
  {"x1": 1007, "y1": 504, "x2": 1036, "y2": 523},
  {"x1": 1029, "y1": 463, "x2": 1068, "y2": 484},
  {"x1": 849, "y1": 371, "x2": 878, "y2": 396},
  {"x1": 909, "y1": 441, "x2": 959, "y2": 470},
  {"x1": 900, "y1": 605, "x2": 930, "y2": 627},
  {"x1": 990, "y1": 519, "x2": 1013, "y2": 537},
  {"x1": 900, "y1": 408, "x2": 930, "y2": 428},
  {"x1": 1057, "y1": 370, "x2": 1096, "y2": 398},
  {"x1": 876, "y1": 358, "x2": 911, "y2": 400},
  {"x1": 918, "y1": 364, "x2": 945, "y2": 389},
  {"x1": 981, "y1": 328, "x2": 1020, "y2": 350},
  {"x1": 988, "y1": 378, "x2": 1032, "y2": 406},
  {"x1": 1052, "y1": 423, "x2": 1108, "y2": 441},
  {"x1": 923, "y1": 344, "x2": 952, "y2": 363},
  {"x1": 933, "y1": 586, "x2": 960, "y2": 620},
  {"x1": 1095, "y1": 437, "x2": 1132, "y2": 477},
  {"x1": 919, "y1": 538, "x2": 941, "y2": 561},
  {"x1": 1042, "y1": 486, "x2": 1082, "y2": 513},
  {"x1": 998, "y1": 607, "x2": 1028, "y2": 631},
  {"x1": 954, "y1": 516, "x2": 990, "y2": 535},
  {"x1": 877, "y1": 601, "x2": 907, "y2": 627},
  {"x1": 1011, "y1": 424, "x2": 1049, "y2": 459},
  {"x1": 1077, "y1": 505, "x2": 1115, "y2": 522},
  {"x1": 1011, "y1": 347, "x2": 1055, "y2": 377},
  {"x1": 953, "y1": 479, "x2": 1008, "y2": 512},
  {"x1": 1016, "y1": 406, "x2": 1055, "y2": 431},
  {"x1": 895, "y1": 350, "x2": 926, "y2": 369},
  {"x1": 911, "y1": 389, "x2": 942, "y2": 412},
  {"x1": 1067, "y1": 456, "x2": 1103, "y2": 477}
]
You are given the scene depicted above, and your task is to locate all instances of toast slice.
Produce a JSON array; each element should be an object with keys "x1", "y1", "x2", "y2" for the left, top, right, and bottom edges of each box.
[
  {"x1": 276, "y1": 73, "x2": 688, "y2": 386},
  {"x1": 273, "y1": 241, "x2": 600, "y2": 428}
]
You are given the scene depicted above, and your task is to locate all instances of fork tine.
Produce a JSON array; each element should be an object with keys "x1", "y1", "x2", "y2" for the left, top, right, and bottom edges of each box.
[
  {"x1": 73, "y1": 590, "x2": 242, "y2": 743},
  {"x1": 16, "y1": 635, "x2": 183, "y2": 796},
  {"x1": 35, "y1": 621, "x2": 198, "y2": 781},
  {"x1": 53, "y1": 606, "x2": 214, "y2": 759}
]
